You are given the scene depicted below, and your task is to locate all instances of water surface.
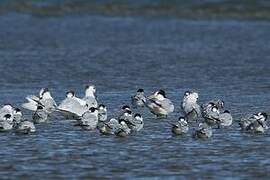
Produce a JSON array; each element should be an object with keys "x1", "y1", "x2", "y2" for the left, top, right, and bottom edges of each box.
[{"x1": 0, "y1": 7, "x2": 270, "y2": 179}]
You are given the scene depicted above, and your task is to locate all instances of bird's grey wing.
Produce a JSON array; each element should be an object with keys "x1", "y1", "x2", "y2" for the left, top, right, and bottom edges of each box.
[
  {"x1": 182, "y1": 102, "x2": 195, "y2": 115},
  {"x1": 38, "y1": 110, "x2": 48, "y2": 120},
  {"x1": 219, "y1": 113, "x2": 232, "y2": 121},
  {"x1": 193, "y1": 104, "x2": 201, "y2": 116},
  {"x1": 159, "y1": 99, "x2": 174, "y2": 113},
  {"x1": 21, "y1": 95, "x2": 42, "y2": 111},
  {"x1": 56, "y1": 108, "x2": 81, "y2": 120},
  {"x1": 106, "y1": 119, "x2": 121, "y2": 131},
  {"x1": 169, "y1": 121, "x2": 179, "y2": 128},
  {"x1": 83, "y1": 97, "x2": 98, "y2": 108},
  {"x1": 147, "y1": 98, "x2": 162, "y2": 107},
  {"x1": 58, "y1": 98, "x2": 87, "y2": 116},
  {"x1": 82, "y1": 113, "x2": 98, "y2": 127},
  {"x1": 41, "y1": 99, "x2": 57, "y2": 112},
  {"x1": 26, "y1": 95, "x2": 40, "y2": 102}
]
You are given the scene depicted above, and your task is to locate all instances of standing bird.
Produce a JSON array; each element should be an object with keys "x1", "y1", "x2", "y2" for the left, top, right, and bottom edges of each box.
[
  {"x1": 57, "y1": 91, "x2": 88, "y2": 119},
  {"x1": 194, "y1": 123, "x2": 212, "y2": 139},
  {"x1": 98, "y1": 104, "x2": 107, "y2": 122},
  {"x1": 77, "y1": 107, "x2": 99, "y2": 130},
  {"x1": 33, "y1": 105, "x2": 49, "y2": 124},
  {"x1": 171, "y1": 116, "x2": 189, "y2": 135},
  {"x1": 181, "y1": 91, "x2": 201, "y2": 122},
  {"x1": 21, "y1": 88, "x2": 57, "y2": 113},
  {"x1": 131, "y1": 89, "x2": 146, "y2": 108},
  {"x1": 144, "y1": 90, "x2": 174, "y2": 118},
  {"x1": 83, "y1": 85, "x2": 98, "y2": 108}
]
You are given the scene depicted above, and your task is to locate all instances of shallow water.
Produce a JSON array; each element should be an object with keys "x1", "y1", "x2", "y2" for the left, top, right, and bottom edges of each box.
[{"x1": 0, "y1": 12, "x2": 270, "y2": 179}]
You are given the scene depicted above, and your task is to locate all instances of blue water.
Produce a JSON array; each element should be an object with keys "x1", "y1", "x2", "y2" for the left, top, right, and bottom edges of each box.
[{"x1": 0, "y1": 8, "x2": 270, "y2": 180}]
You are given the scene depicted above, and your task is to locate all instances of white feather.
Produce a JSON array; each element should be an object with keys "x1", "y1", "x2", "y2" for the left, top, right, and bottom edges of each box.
[
  {"x1": 21, "y1": 102, "x2": 37, "y2": 111},
  {"x1": 26, "y1": 95, "x2": 39, "y2": 103}
]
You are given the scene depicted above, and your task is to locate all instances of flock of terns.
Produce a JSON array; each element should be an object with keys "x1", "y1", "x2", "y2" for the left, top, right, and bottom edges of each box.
[{"x1": 0, "y1": 85, "x2": 268, "y2": 138}]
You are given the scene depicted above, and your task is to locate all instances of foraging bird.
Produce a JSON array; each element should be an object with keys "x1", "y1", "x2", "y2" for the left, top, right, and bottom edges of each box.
[
  {"x1": 194, "y1": 123, "x2": 212, "y2": 139},
  {"x1": 77, "y1": 107, "x2": 99, "y2": 130},
  {"x1": 171, "y1": 116, "x2": 189, "y2": 135},
  {"x1": 144, "y1": 90, "x2": 174, "y2": 118},
  {"x1": 57, "y1": 91, "x2": 88, "y2": 119},
  {"x1": 33, "y1": 105, "x2": 48, "y2": 124},
  {"x1": 98, "y1": 104, "x2": 107, "y2": 122},
  {"x1": 16, "y1": 120, "x2": 36, "y2": 134},
  {"x1": 21, "y1": 88, "x2": 57, "y2": 113},
  {"x1": 217, "y1": 110, "x2": 233, "y2": 128},
  {"x1": 131, "y1": 89, "x2": 146, "y2": 108},
  {"x1": 115, "y1": 120, "x2": 131, "y2": 137},
  {"x1": 99, "y1": 118, "x2": 121, "y2": 135},
  {"x1": 83, "y1": 85, "x2": 98, "y2": 108},
  {"x1": 181, "y1": 91, "x2": 201, "y2": 121}
]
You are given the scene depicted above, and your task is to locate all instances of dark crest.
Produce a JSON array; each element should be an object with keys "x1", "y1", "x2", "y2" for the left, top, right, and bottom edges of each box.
[
  {"x1": 66, "y1": 90, "x2": 75, "y2": 96},
  {"x1": 157, "y1": 90, "x2": 166, "y2": 98},
  {"x1": 15, "y1": 108, "x2": 21, "y2": 112},
  {"x1": 98, "y1": 104, "x2": 106, "y2": 108},
  {"x1": 137, "y1": 89, "x2": 144, "y2": 93},
  {"x1": 4, "y1": 114, "x2": 11, "y2": 119},
  {"x1": 37, "y1": 106, "x2": 43, "y2": 110},
  {"x1": 134, "y1": 113, "x2": 141, "y2": 118},
  {"x1": 178, "y1": 116, "x2": 185, "y2": 121},
  {"x1": 42, "y1": 88, "x2": 49, "y2": 95},
  {"x1": 261, "y1": 112, "x2": 268, "y2": 120},
  {"x1": 89, "y1": 107, "x2": 96, "y2": 112},
  {"x1": 126, "y1": 110, "x2": 132, "y2": 115},
  {"x1": 122, "y1": 105, "x2": 130, "y2": 110},
  {"x1": 184, "y1": 91, "x2": 191, "y2": 96}
]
